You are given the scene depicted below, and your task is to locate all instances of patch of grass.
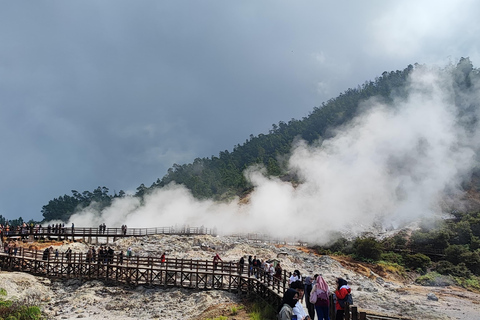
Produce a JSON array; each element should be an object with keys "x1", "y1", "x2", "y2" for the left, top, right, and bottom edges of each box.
[
  {"x1": 377, "y1": 261, "x2": 406, "y2": 276},
  {"x1": 415, "y1": 272, "x2": 454, "y2": 287},
  {"x1": 247, "y1": 300, "x2": 276, "y2": 320},
  {"x1": 230, "y1": 305, "x2": 243, "y2": 315},
  {"x1": 206, "y1": 317, "x2": 227, "y2": 320},
  {"x1": 452, "y1": 275, "x2": 480, "y2": 291},
  {"x1": 0, "y1": 288, "x2": 43, "y2": 320}
]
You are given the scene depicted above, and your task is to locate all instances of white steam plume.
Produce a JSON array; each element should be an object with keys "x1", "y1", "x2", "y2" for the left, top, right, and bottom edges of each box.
[{"x1": 66, "y1": 66, "x2": 480, "y2": 244}]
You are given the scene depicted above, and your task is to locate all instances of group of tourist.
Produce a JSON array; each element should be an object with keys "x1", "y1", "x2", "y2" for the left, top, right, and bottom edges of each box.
[
  {"x1": 236, "y1": 255, "x2": 283, "y2": 282},
  {"x1": 0, "y1": 223, "x2": 42, "y2": 235},
  {"x1": 98, "y1": 223, "x2": 107, "y2": 234},
  {"x1": 279, "y1": 274, "x2": 352, "y2": 320},
  {"x1": 46, "y1": 223, "x2": 68, "y2": 234},
  {"x1": 3, "y1": 241, "x2": 18, "y2": 255},
  {"x1": 41, "y1": 246, "x2": 60, "y2": 260}
]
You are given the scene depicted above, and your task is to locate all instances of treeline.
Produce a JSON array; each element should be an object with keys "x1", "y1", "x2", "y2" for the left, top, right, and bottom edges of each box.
[
  {"x1": 315, "y1": 210, "x2": 480, "y2": 289},
  {"x1": 40, "y1": 186, "x2": 125, "y2": 222},
  {"x1": 40, "y1": 58, "x2": 478, "y2": 222}
]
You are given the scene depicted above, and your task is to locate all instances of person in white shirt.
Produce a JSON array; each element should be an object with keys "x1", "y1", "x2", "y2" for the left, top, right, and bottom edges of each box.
[
  {"x1": 289, "y1": 269, "x2": 300, "y2": 286},
  {"x1": 291, "y1": 280, "x2": 311, "y2": 320}
]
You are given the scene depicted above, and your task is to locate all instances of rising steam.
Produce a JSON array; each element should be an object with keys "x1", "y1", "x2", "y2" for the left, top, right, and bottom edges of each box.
[{"x1": 65, "y1": 65, "x2": 480, "y2": 244}]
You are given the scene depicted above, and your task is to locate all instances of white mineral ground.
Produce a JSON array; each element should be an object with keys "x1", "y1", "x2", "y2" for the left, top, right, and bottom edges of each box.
[{"x1": 0, "y1": 234, "x2": 479, "y2": 319}]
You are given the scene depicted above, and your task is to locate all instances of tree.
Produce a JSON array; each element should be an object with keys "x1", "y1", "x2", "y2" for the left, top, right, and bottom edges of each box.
[{"x1": 353, "y1": 237, "x2": 383, "y2": 261}]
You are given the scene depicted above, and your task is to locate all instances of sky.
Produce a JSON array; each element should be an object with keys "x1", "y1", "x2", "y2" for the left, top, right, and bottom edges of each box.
[{"x1": 1, "y1": 1, "x2": 480, "y2": 230}]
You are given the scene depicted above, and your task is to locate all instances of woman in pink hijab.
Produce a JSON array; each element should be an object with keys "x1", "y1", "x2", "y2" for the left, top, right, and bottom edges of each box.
[{"x1": 311, "y1": 275, "x2": 330, "y2": 320}]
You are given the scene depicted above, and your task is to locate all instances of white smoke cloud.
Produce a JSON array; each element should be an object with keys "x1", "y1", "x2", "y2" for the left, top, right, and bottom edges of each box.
[{"x1": 66, "y1": 66, "x2": 480, "y2": 244}]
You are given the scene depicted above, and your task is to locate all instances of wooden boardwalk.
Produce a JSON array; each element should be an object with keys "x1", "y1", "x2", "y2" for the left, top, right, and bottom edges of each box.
[{"x1": 0, "y1": 229, "x2": 410, "y2": 320}]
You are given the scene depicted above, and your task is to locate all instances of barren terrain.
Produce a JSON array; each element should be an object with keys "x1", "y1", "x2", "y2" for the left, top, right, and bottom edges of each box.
[{"x1": 1, "y1": 234, "x2": 479, "y2": 319}]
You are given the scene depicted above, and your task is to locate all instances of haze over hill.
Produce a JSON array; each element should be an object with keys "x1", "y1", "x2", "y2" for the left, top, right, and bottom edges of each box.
[
  {"x1": 2, "y1": 1, "x2": 480, "y2": 222},
  {"x1": 62, "y1": 63, "x2": 480, "y2": 244}
]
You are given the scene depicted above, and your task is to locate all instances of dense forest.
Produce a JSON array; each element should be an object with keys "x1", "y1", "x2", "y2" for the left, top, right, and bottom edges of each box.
[
  {"x1": 316, "y1": 210, "x2": 480, "y2": 290},
  {"x1": 38, "y1": 58, "x2": 478, "y2": 223}
]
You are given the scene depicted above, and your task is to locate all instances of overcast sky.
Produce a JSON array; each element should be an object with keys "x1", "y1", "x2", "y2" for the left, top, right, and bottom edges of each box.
[{"x1": 1, "y1": 1, "x2": 479, "y2": 222}]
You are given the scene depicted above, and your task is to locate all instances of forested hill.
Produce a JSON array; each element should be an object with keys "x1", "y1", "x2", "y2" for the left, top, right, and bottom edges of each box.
[
  {"x1": 143, "y1": 63, "x2": 415, "y2": 200},
  {"x1": 40, "y1": 58, "x2": 479, "y2": 222}
]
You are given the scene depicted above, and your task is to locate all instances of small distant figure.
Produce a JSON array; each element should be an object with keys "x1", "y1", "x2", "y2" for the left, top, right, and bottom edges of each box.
[
  {"x1": 213, "y1": 253, "x2": 222, "y2": 270},
  {"x1": 126, "y1": 247, "x2": 132, "y2": 259},
  {"x1": 118, "y1": 251, "x2": 124, "y2": 265},
  {"x1": 239, "y1": 256, "x2": 245, "y2": 274},
  {"x1": 42, "y1": 247, "x2": 50, "y2": 260},
  {"x1": 71, "y1": 223, "x2": 74, "y2": 233},
  {"x1": 160, "y1": 252, "x2": 166, "y2": 263},
  {"x1": 289, "y1": 269, "x2": 300, "y2": 286},
  {"x1": 248, "y1": 255, "x2": 253, "y2": 277},
  {"x1": 274, "y1": 262, "x2": 282, "y2": 281},
  {"x1": 65, "y1": 247, "x2": 72, "y2": 261}
]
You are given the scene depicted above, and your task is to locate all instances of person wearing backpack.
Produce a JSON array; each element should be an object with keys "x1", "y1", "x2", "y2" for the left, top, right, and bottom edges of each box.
[
  {"x1": 334, "y1": 278, "x2": 352, "y2": 320},
  {"x1": 310, "y1": 275, "x2": 330, "y2": 320}
]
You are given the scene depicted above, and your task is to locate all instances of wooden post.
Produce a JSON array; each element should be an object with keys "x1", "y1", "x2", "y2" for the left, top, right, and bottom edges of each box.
[
  {"x1": 345, "y1": 303, "x2": 351, "y2": 320},
  {"x1": 351, "y1": 306, "x2": 358, "y2": 320},
  {"x1": 329, "y1": 294, "x2": 335, "y2": 320},
  {"x1": 359, "y1": 312, "x2": 367, "y2": 320}
]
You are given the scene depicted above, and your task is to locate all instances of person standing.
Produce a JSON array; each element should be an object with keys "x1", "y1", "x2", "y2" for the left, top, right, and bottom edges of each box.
[
  {"x1": 334, "y1": 278, "x2": 351, "y2": 320},
  {"x1": 213, "y1": 253, "x2": 222, "y2": 270},
  {"x1": 248, "y1": 255, "x2": 253, "y2": 277},
  {"x1": 274, "y1": 262, "x2": 282, "y2": 282},
  {"x1": 278, "y1": 288, "x2": 298, "y2": 320},
  {"x1": 118, "y1": 251, "x2": 124, "y2": 265},
  {"x1": 239, "y1": 256, "x2": 245, "y2": 275},
  {"x1": 304, "y1": 276, "x2": 315, "y2": 320},
  {"x1": 289, "y1": 270, "x2": 300, "y2": 286},
  {"x1": 312, "y1": 275, "x2": 330, "y2": 320},
  {"x1": 291, "y1": 280, "x2": 311, "y2": 319}
]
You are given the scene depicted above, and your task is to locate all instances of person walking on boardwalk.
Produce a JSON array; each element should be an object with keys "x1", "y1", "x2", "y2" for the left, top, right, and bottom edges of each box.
[
  {"x1": 248, "y1": 255, "x2": 253, "y2": 276},
  {"x1": 118, "y1": 251, "x2": 124, "y2": 265},
  {"x1": 278, "y1": 288, "x2": 299, "y2": 320},
  {"x1": 334, "y1": 278, "x2": 351, "y2": 320},
  {"x1": 238, "y1": 256, "x2": 245, "y2": 274},
  {"x1": 160, "y1": 252, "x2": 166, "y2": 263},
  {"x1": 274, "y1": 262, "x2": 282, "y2": 281},
  {"x1": 213, "y1": 253, "x2": 222, "y2": 270}
]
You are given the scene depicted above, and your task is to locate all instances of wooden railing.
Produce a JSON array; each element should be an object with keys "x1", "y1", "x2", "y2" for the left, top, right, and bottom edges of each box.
[
  {"x1": 1, "y1": 226, "x2": 216, "y2": 238},
  {"x1": 0, "y1": 248, "x2": 410, "y2": 320}
]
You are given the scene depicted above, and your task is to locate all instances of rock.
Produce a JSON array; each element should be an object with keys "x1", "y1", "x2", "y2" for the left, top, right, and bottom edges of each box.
[{"x1": 427, "y1": 292, "x2": 439, "y2": 301}]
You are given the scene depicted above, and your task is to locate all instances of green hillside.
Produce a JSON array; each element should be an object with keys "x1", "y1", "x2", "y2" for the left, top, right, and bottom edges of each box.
[{"x1": 40, "y1": 58, "x2": 478, "y2": 222}]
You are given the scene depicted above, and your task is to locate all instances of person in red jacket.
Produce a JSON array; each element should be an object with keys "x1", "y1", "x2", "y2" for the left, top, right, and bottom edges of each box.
[{"x1": 334, "y1": 278, "x2": 351, "y2": 320}]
